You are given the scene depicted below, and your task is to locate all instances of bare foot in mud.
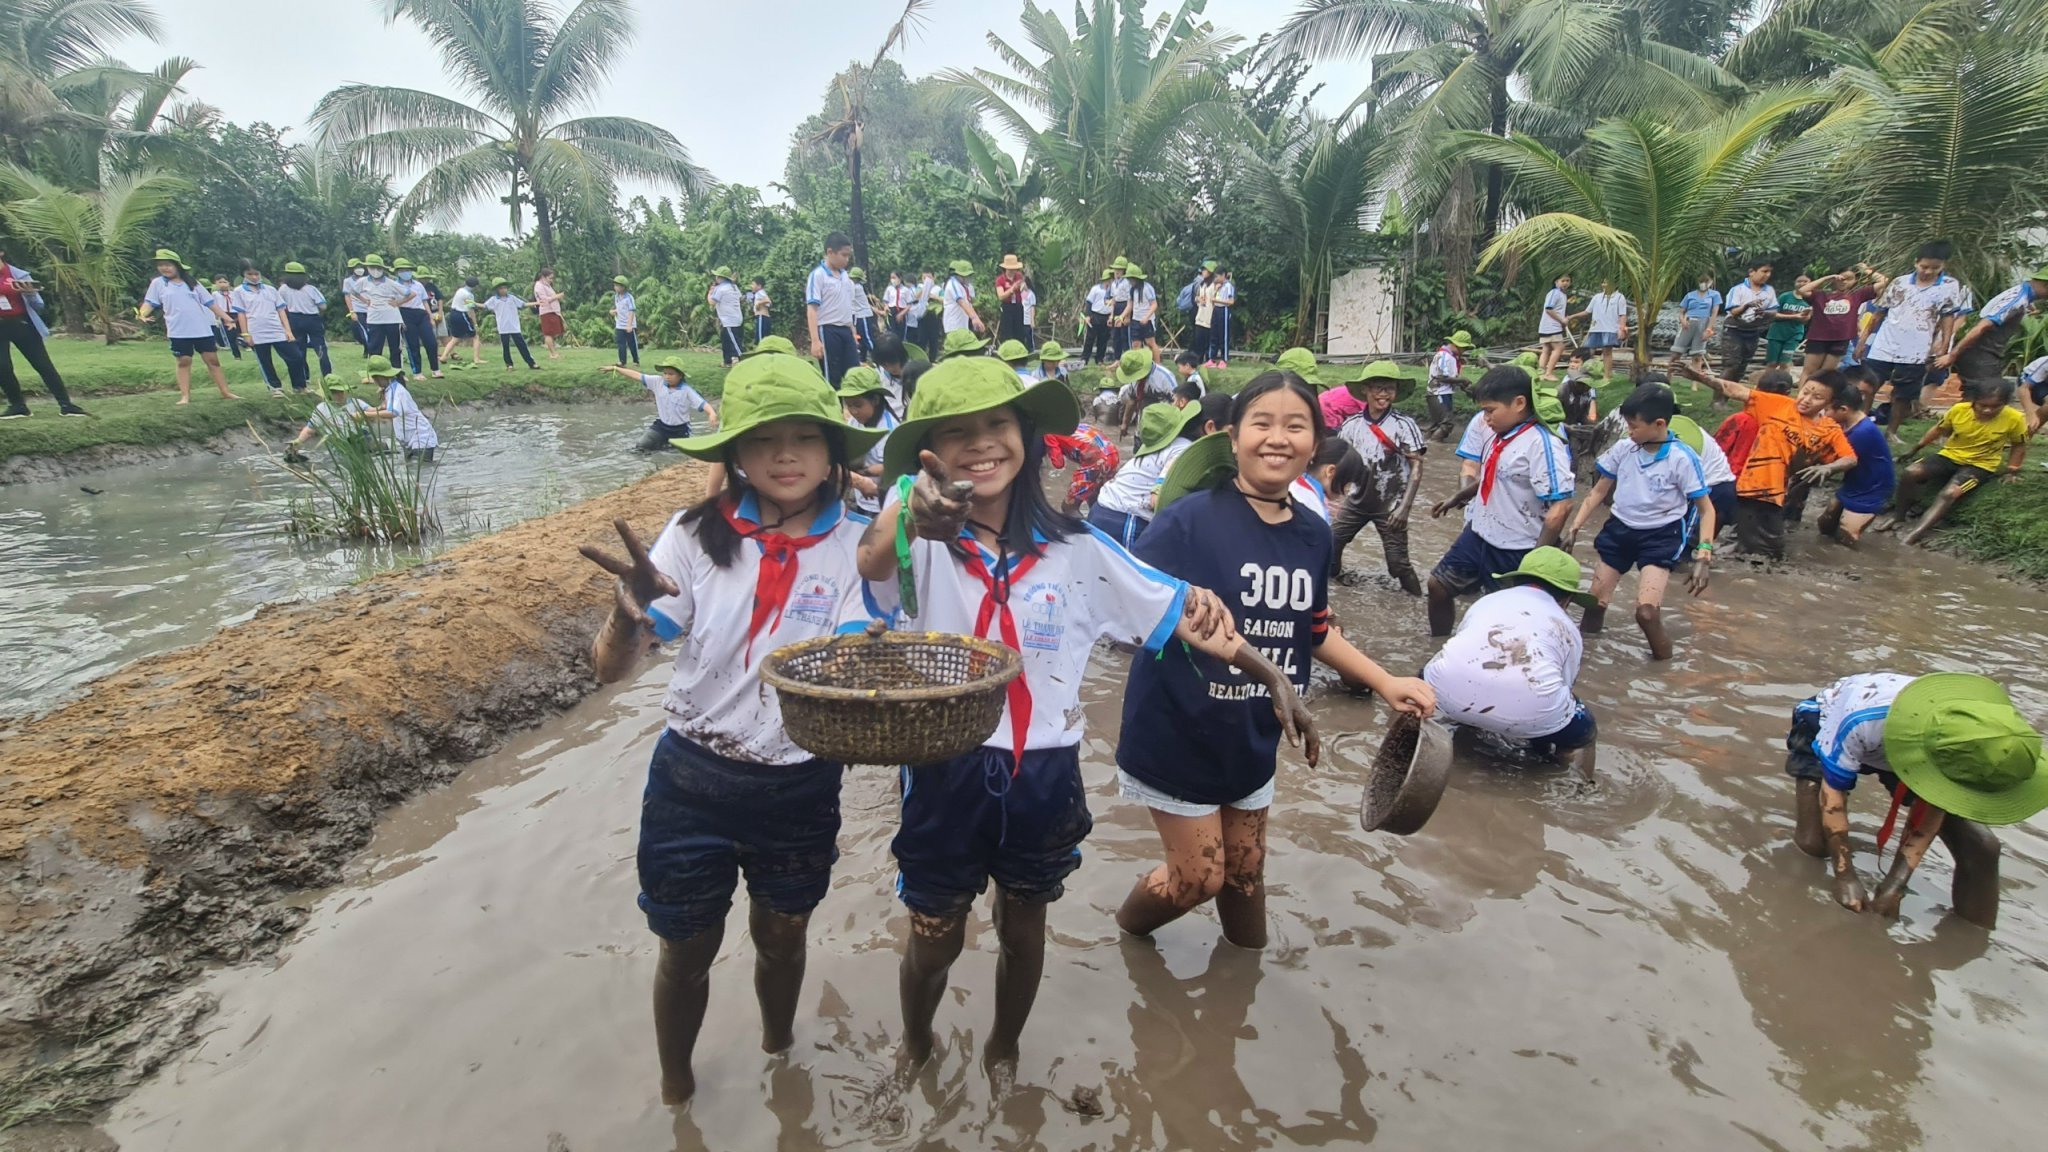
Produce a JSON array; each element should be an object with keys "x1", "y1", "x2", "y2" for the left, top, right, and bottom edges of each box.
[
  {"x1": 661, "y1": 1071, "x2": 696, "y2": 1107},
  {"x1": 1063, "y1": 1084, "x2": 1104, "y2": 1117},
  {"x1": 1870, "y1": 880, "x2": 1908, "y2": 919},
  {"x1": 982, "y1": 1042, "x2": 1020, "y2": 1096}
]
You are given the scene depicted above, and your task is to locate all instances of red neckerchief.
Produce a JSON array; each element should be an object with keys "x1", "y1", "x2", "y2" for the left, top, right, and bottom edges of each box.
[
  {"x1": 958, "y1": 535, "x2": 1041, "y2": 772},
  {"x1": 1361, "y1": 411, "x2": 1397, "y2": 451},
  {"x1": 721, "y1": 497, "x2": 834, "y2": 661},
  {"x1": 1480, "y1": 421, "x2": 1536, "y2": 504}
]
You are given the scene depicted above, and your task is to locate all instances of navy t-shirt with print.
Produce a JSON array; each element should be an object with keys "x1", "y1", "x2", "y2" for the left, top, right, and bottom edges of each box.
[{"x1": 1117, "y1": 487, "x2": 1331, "y2": 805}]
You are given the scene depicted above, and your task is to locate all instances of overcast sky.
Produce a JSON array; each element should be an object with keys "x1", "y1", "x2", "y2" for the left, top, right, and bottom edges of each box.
[{"x1": 120, "y1": 0, "x2": 1371, "y2": 238}]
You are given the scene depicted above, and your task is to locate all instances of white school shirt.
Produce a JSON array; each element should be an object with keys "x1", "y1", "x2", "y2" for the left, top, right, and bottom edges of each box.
[
  {"x1": 1466, "y1": 420, "x2": 1574, "y2": 550},
  {"x1": 398, "y1": 279, "x2": 428, "y2": 310},
  {"x1": 645, "y1": 496, "x2": 874, "y2": 765},
  {"x1": 1430, "y1": 346, "x2": 1461, "y2": 386},
  {"x1": 641, "y1": 375, "x2": 708, "y2": 426},
  {"x1": 753, "y1": 288, "x2": 773, "y2": 317},
  {"x1": 481, "y1": 293, "x2": 526, "y2": 334},
  {"x1": 382, "y1": 379, "x2": 438, "y2": 450},
  {"x1": 1811, "y1": 673, "x2": 1913, "y2": 781},
  {"x1": 1022, "y1": 287, "x2": 1037, "y2": 329},
  {"x1": 868, "y1": 500, "x2": 1189, "y2": 753},
  {"x1": 359, "y1": 276, "x2": 408, "y2": 324},
  {"x1": 1087, "y1": 283, "x2": 1111, "y2": 315},
  {"x1": 448, "y1": 285, "x2": 476, "y2": 317},
  {"x1": 1291, "y1": 475, "x2": 1331, "y2": 522},
  {"x1": 1110, "y1": 277, "x2": 1131, "y2": 316},
  {"x1": 1588, "y1": 291, "x2": 1627, "y2": 334},
  {"x1": 706, "y1": 281, "x2": 740, "y2": 326},
  {"x1": 1723, "y1": 280, "x2": 1776, "y2": 327},
  {"x1": 1455, "y1": 412, "x2": 1491, "y2": 463},
  {"x1": 876, "y1": 367, "x2": 906, "y2": 418},
  {"x1": 1696, "y1": 432, "x2": 1735, "y2": 486},
  {"x1": 881, "y1": 283, "x2": 902, "y2": 313},
  {"x1": 1213, "y1": 280, "x2": 1235, "y2": 306},
  {"x1": 1096, "y1": 438, "x2": 1191, "y2": 518},
  {"x1": 1867, "y1": 273, "x2": 1970, "y2": 363},
  {"x1": 1538, "y1": 286, "x2": 1568, "y2": 334},
  {"x1": 1423, "y1": 584, "x2": 1582, "y2": 741},
  {"x1": 1338, "y1": 409, "x2": 1427, "y2": 503},
  {"x1": 907, "y1": 280, "x2": 933, "y2": 322},
  {"x1": 941, "y1": 276, "x2": 974, "y2": 332},
  {"x1": 2022, "y1": 356, "x2": 2048, "y2": 389},
  {"x1": 851, "y1": 284, "x2": 875, "y2": 319},
  {"x1": 143, "y1": 277, "x2": 221, "y2": 338},
  {"x1": 846, "y1": 409, "x2": 897, "y2": 515},
  {"x1": 612, "y1": 291, "x2": 636, "y2": 330},
  {"x1": 341, "y1": 274, "x2": 363, "y2": 311},
  {"x1": 806, "y1": 264, "x2": 853, "y2": 327},
  {"x1": 304, "y1": 396, "x2": 372, "y2": 438},
  {"x1": 278, "y1": 283, "x2": 325, "y2": 315},
  {"x1": 1182, "y1": 371, "x2": 1205, "y2": 397},
  {"x1": 1595, "y1": 434, "x2": 1708, "y2": 530},
  {"x1": 230, "y1": 283, "x2": 292, "y2": 343},
  {"x1": 1132, "y1": 283, "x2": 1158, "y2": 323}
]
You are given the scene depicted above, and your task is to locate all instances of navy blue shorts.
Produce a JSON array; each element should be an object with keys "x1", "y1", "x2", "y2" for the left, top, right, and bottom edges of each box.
[
  {"x1": 2029, "y1": 377, "x2": 2048, "y2": 407},
  {"x1": 1866, "y1": 358, "x2": 1929, "y2": 403},
  {"x1": 446, "y1": 311, "x2": 476, "y2": 338},
  {"x1": 1430, "y1": 526, "x2": 1527, "y2": 596},
  {"x1": 1086, "y1": 504, "x2": 1148, "y2": 549},
  {"x1": 1594, "y1": 515, "x2": 1691, "y2": 573},
  {"x1": 893, "y1": 744, "x2": 1092, "y2": 917},
  {"x1": 1531, "y1": 700, "x2": 1598, "y2": 753},
  {"x1": 636, "y1": 729, "x2": 844, "y2": 942},
  {"x1": 169, "y1": 334, "x2": 219, "y2": 358},
  {"x1": 1707, "y1": 481, "x2": 1736, "y2": 537}
]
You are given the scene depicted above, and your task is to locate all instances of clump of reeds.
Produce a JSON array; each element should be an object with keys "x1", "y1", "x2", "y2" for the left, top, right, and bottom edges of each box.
[{"x1": 249, "y1": 417, "x2": 438, "y2": 544}]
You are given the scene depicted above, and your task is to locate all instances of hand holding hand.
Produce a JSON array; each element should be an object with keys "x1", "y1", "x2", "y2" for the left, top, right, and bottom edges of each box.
[{"x1": 909, "y1": 450, "x2": 974, "y2": 542}]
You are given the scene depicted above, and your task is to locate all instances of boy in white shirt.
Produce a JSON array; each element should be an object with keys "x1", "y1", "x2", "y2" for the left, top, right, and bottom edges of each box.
[
  {"x1": 611, "y1": 275, "x2": 640, "y2": 367},
  {"x1": 750, "y1": 277, "x2": 772, "y2": 344},
  {"x1": 1861, "y1": 240, "x2": 1972, "y2": 439},
  {"x1": 1583, "y1": 280, "x2": 1628, "y2": 379},
  {"x1": 1084, "y1": 269, "x2": 1113, "y2": 365},
  {"x1": 604, "y1": 354, "x2": 714, "y2": 452},
  {"x1": 1563, "y1": 384, "x2": 1714, "y2": 660},
  {"x1": 231, "y1": 265, "x2": 309, "y2": 396},
  {"x1": 708, "y1": 267, "x2": 745, "y2": 365},
  {"x1": 480, "y1": 278, "x2": 539, "y2": 370}
]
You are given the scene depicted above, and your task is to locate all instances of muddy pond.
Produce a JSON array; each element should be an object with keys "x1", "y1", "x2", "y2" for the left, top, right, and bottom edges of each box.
[
  {"x1": 0, "y1": 402, "x2": 674, "y2": 719},
  {"x1": 83, "y1": 459, "x2": 2046, "y2": 1152}
]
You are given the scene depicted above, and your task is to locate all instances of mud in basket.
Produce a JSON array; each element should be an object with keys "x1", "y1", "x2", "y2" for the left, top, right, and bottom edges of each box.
[
  {"x1": 760, "y1": 624, "x2": 1024, "y2": 766},
  {"x1": 1359, "y1": 714, "x2": 1452, "y2": 836}
]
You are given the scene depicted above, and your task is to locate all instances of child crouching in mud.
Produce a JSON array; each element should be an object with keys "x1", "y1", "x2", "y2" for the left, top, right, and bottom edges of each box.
[
  {"x1": 855, "y1": 357, "x2": 1304, "y2": 1084},
  {"x1": 1784, "y1": 673, "x2": 2046, "y2": 929},
  {"x1": 577, "y1": 351, "x2": 885, "y2": 1104},
  {"x1": 1113, "y1": 371, "x2": 1435, "y2": 948}
]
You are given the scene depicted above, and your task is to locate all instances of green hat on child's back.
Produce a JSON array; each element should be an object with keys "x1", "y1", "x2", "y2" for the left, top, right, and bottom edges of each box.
[
  {"x1": 1155, "y1": 431, "x2": 1235, "y2": 513},
  {"x1": 1275, "y1": 347, "x2": 1320, "y2": 386},
  {"x1": 365, "y1": 355, "x2": 398, "y2": 379},
  {"x1": 744, "y1": 334, "x2": 798, "y2": 358},
  {"x1": 1113, "y1": 347, "x2": 1156, "y2": 384},
  {"x1": 1670, "y1": 415, "x2": 1706, "y2": 455},
  {"x1": 882, "y1": 357, "x2": 1080, "y2": 482},
  {"x1": 941, "y1": 328, "x2": 989, "y2": 358},
  {"x1": 1495, "y1": 547, "x2": 1597, "y2": 609},
  {"x1": 995, "y1": 339, "x2": 1033, "y2": 364},
  {"x1": 836, "y1": 365, "x2": 889, "y2": 400},
  {"x1": 671, "y1": 352, "x2": 884, "y2": 461},
  {"x1": 1135, "y1": 400, "x2": 1204, "y2": 458},
  {"x1": 1883, "y1": 674, "x2": 2048, "y2": 825}
]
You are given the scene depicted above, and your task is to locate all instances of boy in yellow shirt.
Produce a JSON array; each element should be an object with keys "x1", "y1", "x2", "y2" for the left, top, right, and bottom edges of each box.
[{"x1": 1885, "y1": 380, "x2": 2029, "y2": 545}]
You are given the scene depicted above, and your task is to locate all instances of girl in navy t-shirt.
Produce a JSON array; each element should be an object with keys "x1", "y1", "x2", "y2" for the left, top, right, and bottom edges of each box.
[{"x1": 1114, "y1": 370, "x2": 1437, "y2": 948}]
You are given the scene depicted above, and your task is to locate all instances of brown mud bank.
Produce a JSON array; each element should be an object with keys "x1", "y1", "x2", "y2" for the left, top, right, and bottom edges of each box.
[{"x1": 0, "y1": 461, "x2": 707, "y2": 1125}]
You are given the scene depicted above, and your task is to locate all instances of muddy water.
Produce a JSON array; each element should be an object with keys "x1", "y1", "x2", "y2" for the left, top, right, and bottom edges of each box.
[
  {"x1": 0, "y1": 402, "x2": 674, "y2": 718},
  {"x1": 101, "y1": 478, "x2": 2047, "y2": 1151}
]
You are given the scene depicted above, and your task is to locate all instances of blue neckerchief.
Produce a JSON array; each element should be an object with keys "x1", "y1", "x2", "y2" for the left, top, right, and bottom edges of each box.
[{"x1": 1635, "y1": 434, "x2": 1675, "y2": 465}]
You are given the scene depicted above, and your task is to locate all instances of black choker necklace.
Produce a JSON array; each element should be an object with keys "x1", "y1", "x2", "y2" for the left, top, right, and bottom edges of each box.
[{"x1": 1233, "y1": 478, "x2": 1291, "y2": 507}]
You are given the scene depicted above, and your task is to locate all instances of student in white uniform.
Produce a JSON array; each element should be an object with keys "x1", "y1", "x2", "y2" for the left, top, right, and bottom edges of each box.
[
  {"x1": 442, "y1": 276, "x2": 482, "y2": 369},
  {"x1": 480, "y1": 278, "x2": 538, "y2": 369},
  {"x1": 856, "y1": 355, "x2": 1258, "y2": 1078},
  {"x1": 905, "y1": 270, "x2": 937, "y2": 361},
  {"x1": 604, "y1": 353, "x2": 715, "y2": 451},
  {"x1": 750, "y1": 277, "x2": 773, "y2": 345},
  {"x1": 390, "y1": 258, "x2": 443, "y2": 378},
  {"x1": 354, "y1": 254, "x2": 408, "y2": 365},
  {"x1": 289, "y1": 375, "x2": 375, "y2": 453},
  {"x1": 1209, "y1": 270, "x2": 1236, "y2": 367},
  {"x1": 1108, "y1": 259, "x2": 1133, "y2": 359},
  {"x1": 231, "y1": 263, "x2": 309, "y2": 395},
  {"x1": 341, "y1": 258, "x2": 370, "y2": 354},
  {"x1": 577, "y1": 351, "x2": 887, "y2": 1104},
  {"x1": 1090, "y1": 397, "x2": 1205, "y2": 546},
  {"x1": 806, "y1": 236, "x2": 859, "y2": 385},
  {"x1": 835, "y1": 365, "x2": 897, "y2": 515},
  {"x1": 707, "y1": 267, "x2": 744, "y2": 365},
  {"x1": 849, "y1": 267, "x2": 878, "y2": 361},
  {"x1": 363, "y1": 355, "x2": 439, "y2": 462},
  {"x1": 940, "y1": 259, "x2": 984, "y2": 336},
  {"x1": 1083, "y1": 269, "x2": 1113, "y2": 365},
  {"x1": 278, "y1": 261, "x2": 333, "y2": 377},
  {"x1": 137, "y1": 249, "x2": 238, "y2": 403}
]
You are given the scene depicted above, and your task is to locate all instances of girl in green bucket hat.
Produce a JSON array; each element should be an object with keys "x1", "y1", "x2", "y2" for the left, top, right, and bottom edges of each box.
[
  {"x1": 1091, "y1": 399, "x2": 1208, "y2": 547},
  {"x1": 856, "y1": 354, "x2": 1292, "y2": 1071},
  {"x1": 1112, "y1": 369, "x2": 1434, "y2": 950},
  {"x1": 575, "y1": 349, "x2": 888, "y2": 1104},
  {"x1": 140, "y1": 251, "x2": 239, "y2": 403},
  {"x1": 1785, "y1": 672, "x2": 2045, "y2": 927},
  {"x1": 602, "y1": 354, "x2": 716, "y2": 452}
]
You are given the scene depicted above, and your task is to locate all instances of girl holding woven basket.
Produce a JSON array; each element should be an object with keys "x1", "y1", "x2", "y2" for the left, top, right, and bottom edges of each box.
[
  {"x1": 855, "y1": 356, "x2": 1312, "y2": 1084},
  {"x1": 1113, "y1": 370, "x2": 1437, "y2": 950},
  {"x1": 578, "y1": 350, "x2": 886, "y2": 1106}
]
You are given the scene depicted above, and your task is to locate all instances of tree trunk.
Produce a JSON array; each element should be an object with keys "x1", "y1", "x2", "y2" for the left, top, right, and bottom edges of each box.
[
  {"x1": 1481, "y1": 77, "x2": 1509, "y2": 247},
  {"x1": 533, "y1": 189, "x2": 557, "y2": 267},
  {"x1": 848, "y1": 141, "x2": 868, "y2": 271}
]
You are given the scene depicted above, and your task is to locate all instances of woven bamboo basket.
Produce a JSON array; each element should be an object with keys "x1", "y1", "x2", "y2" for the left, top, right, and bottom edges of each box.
[{"x1": 760, "y1": 625, "x2": 1023, "y2": 766}]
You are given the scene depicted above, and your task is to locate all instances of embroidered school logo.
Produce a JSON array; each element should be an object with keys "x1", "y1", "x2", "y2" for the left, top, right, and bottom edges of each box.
[
  {"x1": 1019, "y1": 582, "x2": 1066, "y2": 651},
  {"x1": 784, "y1": 575, "x2": 842, "y2": 627}
]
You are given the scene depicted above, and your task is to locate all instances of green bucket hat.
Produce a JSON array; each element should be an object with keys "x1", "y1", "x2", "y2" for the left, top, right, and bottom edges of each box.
[
  {"x1": 1883, "y1": 674, "x2": 2048, "y2": 825},
  {"x1": 1113, "y1": 347, "x2": 1156, "y2": 384},
  {"x1": 283, "y1": 261, "x2": 307, "y2": 274},
  {"x1": 835, "y1": 365, "x2": 889, "y2": 400},
  {"x1": 1670, "y1": 414, "x2": 1706, "y2": 455},
  {"x1": 391, "y1": 258, "x2": 414, "y2": 271},
  {"x1": 882, "y1": 357, "x2": 1080, "y2": 482},
  {"x1": 1202, "y1": 259, "x2": 1218, "y2": 272},
  {"x1": 364, "y1": 355, "x2": 398, "y2": 379},
  {"x1": 1038, "y1": 340, "x2": 1067, "y2": 363},
  {"x1": 995, "y1": 339, "x2": 1033, "y2": 364},
  {"x1": 612, "y1": 275, "x2": 629, "y2": 286},
  {"x1": 744, "y1": 334, "x2": 798, "y2": 358},
  {"x1": 1344, "y1": 359, "x2": 1415, "y2": 402},
  {"x1": 1111, "y1": 256, "x2": 1129, "y2": 271},
  {"x1": 489, "y1": 276, "x2": 510, "y2": 289},
  {"x1": 905, "y1": 342, "x2": 929, "y2": 362},
  {"x1": 363, "y1": 254, "x2": 386, "y2": 268},
  {"x1": 849, "y1": 267, "x2": 866, "y2": 281},
  {"x1": 1513, "y1": 350, "x2": 1540, "y2": 370},
  {"x1": 711, "y1": 266, "x2": 733, "y2": 280},
  {"x1": 1275, "y1": 347, "x2": 1321, "y2": 387},
  {"x1": 1135, "y1": 399, "x2": 1204, "y2": 458},
  {"x1": 346, "y1": 256, "x2": 363, "y2": 267},
  {"x1": 1125, "y1": 264, "x2": 1147, "y2": 280},
  {"x1": 941, "y1": 328, "x2": 989, "y2": 358},
  {"x1": 948, "y1": 259, "x2": 975, "y2": 278},
  {"x1": 1100, "y1": 268, "x2": 1114, "y2": 280},
  {"x1": 322, "y1": 374, "x2": 352, "y2": 394},
  {"x1": 1155, "y1": 431, "x2": 1235, "y2": 513},
  {"x1": 153, "y1": 248, "x2": 183, "y2": 265},
  {"x1": 655, "y1": 354, "x2": 689, "y2": 376},
  {"x1": 2029, "y1": 267, "x2": 2048, "y2": 283},
  {"x1": 1448, "y1": 330, "x2": 1475, "y2": 349},
  {"x1": 1494, "y1": 547, "x2": 1597, "y2": 609},
  {"x1": 671, "y1": 353, "x2": 884, "y2": 462}
]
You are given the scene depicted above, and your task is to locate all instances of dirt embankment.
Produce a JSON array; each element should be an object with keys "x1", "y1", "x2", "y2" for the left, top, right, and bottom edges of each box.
[{"x1": 0, "y1": 462, "x2": 706, "y2": 1125}]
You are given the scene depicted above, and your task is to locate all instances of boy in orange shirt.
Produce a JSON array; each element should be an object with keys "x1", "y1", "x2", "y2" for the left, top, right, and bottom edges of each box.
[{"x1": 1677, "y1": 365, "x2": 1858, "y2": 560}]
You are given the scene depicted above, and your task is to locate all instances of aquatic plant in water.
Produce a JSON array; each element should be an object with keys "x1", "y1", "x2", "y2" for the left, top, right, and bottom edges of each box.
[{"x1": 250, "y1": 419, "x2": 439, "y2": 544}]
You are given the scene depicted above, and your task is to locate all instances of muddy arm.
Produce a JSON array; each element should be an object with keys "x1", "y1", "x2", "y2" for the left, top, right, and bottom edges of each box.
[{"x1": 1871, "y1": 805, "x2": 1946, "y2": 918}]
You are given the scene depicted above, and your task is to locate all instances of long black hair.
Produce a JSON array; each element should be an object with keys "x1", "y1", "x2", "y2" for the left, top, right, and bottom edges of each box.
[
  {"x1": 158, "y1": 254, "x2": 200, "y2": 291},
  {"x1": 914, "y1": 410, "x2": 1083, "y2": 561},
  {"x1": 678, "y1": 422, "x2": 853, "y2": 569}
]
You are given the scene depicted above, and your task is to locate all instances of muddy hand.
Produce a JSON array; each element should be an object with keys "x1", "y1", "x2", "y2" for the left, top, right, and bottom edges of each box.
[
  {"x1": 1182, "y1": 586, "x2": 1231, "y2": 641},
  {"x1": 1832, "y1": 867, "x2": 1868, "y2": 913},
  {"x1": 910, "y1": 450, "x2": 974, "y2": 541},
  {"x1": 1686, "y1": 555, "x2": 1711, "y2": 597},
  {"x1": 579, "y1": 517, "x2": 679, "y2": 627},
  {"x1": 1229, "y1": 643, "x2": 1320, "y2": 767}
]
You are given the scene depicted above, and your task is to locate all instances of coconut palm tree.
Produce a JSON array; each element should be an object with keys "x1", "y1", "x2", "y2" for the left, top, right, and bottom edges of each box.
[
  {"x1": 0, "y1": 0, "x2": 162, "y2": 157},
  {"x1": 939, "y1": 0, "x2": 1244, "y2": 269},
  {"x1": 810, "y1": 0, "x2": 932, "y2": 271},
  {"x1": 1232, "y1": 106, "x2": 1385, "y2": 346},
  {"x1": 0, "y1": 162, "x2": 185, "y2": 341},
  {"x1": 310, "y1": 0, "x2": 711, "y2": 265},
  {"x1": 1457, "y1": 87, "x2": 1835, "y2": 364}
]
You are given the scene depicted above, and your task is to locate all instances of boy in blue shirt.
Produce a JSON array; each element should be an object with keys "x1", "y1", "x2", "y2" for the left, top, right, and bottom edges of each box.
[
  {"x1": 1666, "y1": 275, "x2": 1722, "y2": 371},
  {"x1": 1563, "y1": 384, "x2": 1714, "y2": 660},
  {"x1": 1815, "y1": 374, "x2": 1892, "y2": 544}
]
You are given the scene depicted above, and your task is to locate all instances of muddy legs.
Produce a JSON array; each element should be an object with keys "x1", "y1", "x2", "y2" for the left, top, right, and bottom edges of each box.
[
  {"x1": 898, "y1": 910, "x2": 965, "y2": 1067},
  {"x1": 751, "y1": 904, "x2": 811, "y2": 1054},
  {"x1": 1939, "y1": 818, "x2": 2002, "y2": 929},
  {"x1": 1215, "y1": 809, "x2": 1270, "y2": 949},
  {"x1": 1118, "y1": 808, "x2": 1269, "y2": 949},
  {"x1": 1793, "y1": 778, "x2": 1828, "y2": 858},
  {"x1": 652, "y1": 925, "x2": 724, "y2": 1104},
  {"x1": 985, "y1": 892, "x2": 1047, "y2": 1075},
  {"x1": 1426, "y1": 576, "x2": 1456, "y2": 637}
]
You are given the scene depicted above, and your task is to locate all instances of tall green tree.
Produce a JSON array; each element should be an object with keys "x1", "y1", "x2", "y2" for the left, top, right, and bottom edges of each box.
[
  {"x1": 1232, "y1": 107, "x2": 1385, "y2": 345},
  {"x1": 1459, "y1": 87, "x2": 1834, "y2": 363},
  {"x1": 939, "y1": 0, "x2": 1244, "y2": 271},
  {"x1": 806, "y1": 0, "x2": 932, "y2": 270},
  {"x1": 0, "y1": 0, "x2": 163, "y2": 159},
  {"x1": 310, "y1": 0, "x2": 711, "y2": 265}
]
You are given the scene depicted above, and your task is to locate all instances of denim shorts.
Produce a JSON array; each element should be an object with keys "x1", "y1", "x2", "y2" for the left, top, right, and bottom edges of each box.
[
  {"x1": 1117, "y1": 770, "x2": 1274, "y2": 818},
  {"x1": 1582, "y1": 331, "x2": 1619, "y2": 350},
  {"x1": 636, "y1": 728, "x2": 844, "y2": 942},
  {"x1": 893, "y1": 744, "x2": 1092, "y2": 917}
]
